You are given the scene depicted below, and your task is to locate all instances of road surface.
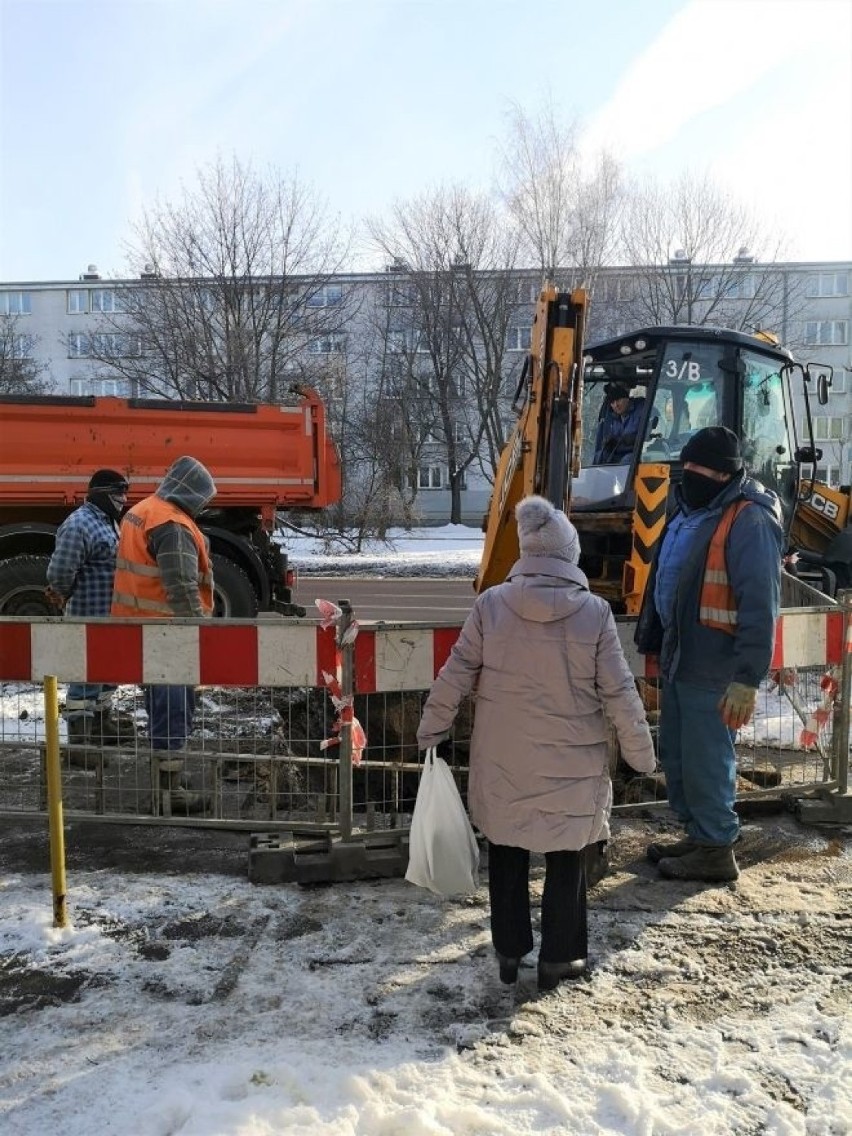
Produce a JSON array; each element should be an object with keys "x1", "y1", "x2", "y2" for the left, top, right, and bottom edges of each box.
[{"x1": 293, "y1": 576, "x2": 477, "y2": 623}]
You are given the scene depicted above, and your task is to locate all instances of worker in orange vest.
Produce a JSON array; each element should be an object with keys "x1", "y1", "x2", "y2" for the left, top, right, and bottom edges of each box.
[
  {"x1": 112, "y1": 455, "x2": 216, "y2": 814},
  {"x1": 635, "y1": 427, "x2": 783, "y2": 882}
]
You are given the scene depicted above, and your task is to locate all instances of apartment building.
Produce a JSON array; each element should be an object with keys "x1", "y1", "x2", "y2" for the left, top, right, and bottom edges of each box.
[{"x1": 1, "y1": 260, "x2": 850, "y2": 521}]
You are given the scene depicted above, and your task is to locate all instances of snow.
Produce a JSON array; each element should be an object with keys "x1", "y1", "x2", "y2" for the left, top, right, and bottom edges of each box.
[
  {"x1": 1, "y1": 526, "x2": 850, "y2": 1135},
  {"x1": 282, "y1": 522, "x2": 487, "y2": 578}
]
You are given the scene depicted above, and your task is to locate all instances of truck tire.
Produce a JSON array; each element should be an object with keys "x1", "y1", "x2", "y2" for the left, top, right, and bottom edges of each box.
[
  {"x1": 211, "y1": 554, "x2": 259, "y2": 618},
  {"x1": 0, "y1": 554, "x2": 53, "y2": 616}
]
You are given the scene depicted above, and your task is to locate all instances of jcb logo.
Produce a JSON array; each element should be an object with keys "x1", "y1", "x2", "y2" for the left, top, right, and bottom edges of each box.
[{"x1": 810, "y1": 493, "x2": 840, "y2": 521}]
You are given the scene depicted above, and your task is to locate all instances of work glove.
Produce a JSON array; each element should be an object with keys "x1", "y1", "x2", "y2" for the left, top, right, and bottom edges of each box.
[
  {"x1": 718, "y1": 682, "x2": 757, "y2": 730},
  {"x1": 43, "y1": 586, "x2": 66, "y2": 612}
]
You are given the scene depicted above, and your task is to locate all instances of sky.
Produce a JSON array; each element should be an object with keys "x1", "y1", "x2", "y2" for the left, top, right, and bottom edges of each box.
[
  {"x1": 1, "y1": 526, "x2": 849, "y2": 1135},
  {"x1": 0, "y1": 0, "x2": 850, "y2": 284}
]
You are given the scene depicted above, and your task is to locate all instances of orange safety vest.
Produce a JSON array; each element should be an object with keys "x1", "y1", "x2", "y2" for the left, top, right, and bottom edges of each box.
[
  {"x1": 698, "y1": 499, "x2": 752, "y2": 634},
  {"x1": 111, "y1": 496, "x2": 214, "y2": 617}
]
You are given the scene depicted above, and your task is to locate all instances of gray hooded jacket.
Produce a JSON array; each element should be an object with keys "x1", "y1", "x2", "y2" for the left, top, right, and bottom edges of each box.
[
  {"x1": 417, "y1": 555, "x2": 655, "y2": 852},
  {"x1": 148, "y1": 456, "x2": 217, "y2": 617}
]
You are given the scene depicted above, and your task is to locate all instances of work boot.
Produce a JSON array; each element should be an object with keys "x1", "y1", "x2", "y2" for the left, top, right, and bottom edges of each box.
[
  {"x1": 91, "y1": 711, "x2": 136, "y2": 746},
  {"x1": 66, "y1": 715, "x2": 98, "y2": 768},
  {"x1": 165, "y1": 772, "x2": 212, "y2": 816},
  {"x1": 646, "y1": 835, "x2": 698, "y2": 864},
  {"x1": 538, "y1": 959, "x2": 587, "y2": 991},
  {"x1": 495, "y1": 952, "x2": 520, "y2": 985},
  {"x1": 657, "y1": 844, "x2": 739, "y2": 882}
]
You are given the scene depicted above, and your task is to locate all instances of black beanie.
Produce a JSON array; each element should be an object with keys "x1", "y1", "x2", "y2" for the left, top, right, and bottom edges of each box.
[
  {"x1": 87, "y1": 469, "x2": 129, "y2": 493},
  {"x1": 680, "y1": 427, "x2": 743, "y2": 474}
]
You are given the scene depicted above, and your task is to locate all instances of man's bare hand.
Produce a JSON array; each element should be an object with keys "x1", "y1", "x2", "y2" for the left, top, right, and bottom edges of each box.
[{"x1": 44, "y1": 586, "x2": 66, "y2": 612}]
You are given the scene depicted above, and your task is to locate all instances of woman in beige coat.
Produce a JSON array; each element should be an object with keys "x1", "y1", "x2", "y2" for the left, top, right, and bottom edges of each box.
[{"x1": 417, "y1": 496, "x2": 655, "y2": 991}]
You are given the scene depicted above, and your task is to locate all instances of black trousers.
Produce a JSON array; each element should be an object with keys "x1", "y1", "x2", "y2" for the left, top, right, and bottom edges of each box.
[{"x1": 487, "y1": 841, "x2": 588, "y2": 964}]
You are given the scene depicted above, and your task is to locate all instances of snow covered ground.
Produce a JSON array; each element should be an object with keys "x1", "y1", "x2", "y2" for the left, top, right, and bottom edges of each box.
[
  {"x1": 282, "y1": 522, "x2": 487, "y2": 578},
  {"x1": 1, "y1": 818, "x2": 849, "y2": 1136},
  {"x1": 1, "y1": 525, "x2": 850, "y2": 1135}
]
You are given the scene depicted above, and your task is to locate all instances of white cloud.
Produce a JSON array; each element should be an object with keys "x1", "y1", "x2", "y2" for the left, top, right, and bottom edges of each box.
[{"x1": 583, "y1": 0, "x2": 850, "y2": 160}]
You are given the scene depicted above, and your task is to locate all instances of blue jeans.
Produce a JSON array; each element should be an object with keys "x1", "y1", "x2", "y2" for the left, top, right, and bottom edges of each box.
[
  {"x1": 144, "y1": 685, "x2": 196, "y2": 750},
  {"x1": 66, "y1": 683, "x2": 117, "y2": 714},
  {"x1": 659, "y1": 680, "x2": 739, "y2": 846}
]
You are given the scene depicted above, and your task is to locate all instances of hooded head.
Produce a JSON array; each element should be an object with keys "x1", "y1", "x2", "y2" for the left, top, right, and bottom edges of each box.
[
  {"x1": 86, "y1": 468, "x2": 129, "y2": 523},
  {"x1": 156, "y1": 455, "x2": 216, "y2": 518},
  {"x1": 515, "y1": 495, "x2": 581, "y2": 564},
  {"x1": 680, "y1": 426, "x2": 743, "y2": 475}
]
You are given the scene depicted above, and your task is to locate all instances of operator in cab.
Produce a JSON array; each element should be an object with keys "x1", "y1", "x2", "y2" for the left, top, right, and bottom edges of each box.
[{"x1": 593, "y1": 382, "x2": 646, "y2": 464}]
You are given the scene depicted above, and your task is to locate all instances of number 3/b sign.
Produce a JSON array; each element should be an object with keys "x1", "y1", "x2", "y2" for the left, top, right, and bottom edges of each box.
[{"x1": 665, "y1": 359, "x2": 702, "y2": 381}]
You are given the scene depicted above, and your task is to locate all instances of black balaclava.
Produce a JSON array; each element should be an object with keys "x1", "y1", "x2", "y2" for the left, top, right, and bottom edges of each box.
[
  {"x1": 680, "y1": 426, "x2": 743, "y2": 511},
  {"x1": 87, "y1": 469, "x2": 129, "y2": 524},
  {"x1": 681, "y1": 470, "x2": 728, "y2": 510}
]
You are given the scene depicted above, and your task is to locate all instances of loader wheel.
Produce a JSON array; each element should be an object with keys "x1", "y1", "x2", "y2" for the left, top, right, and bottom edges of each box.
[
  {"x1": 0, "y1": 554, "x2": 53, "y2": 616},
  {"x1": 211, "y1": 554, "x2": 259, "y2": 618}
]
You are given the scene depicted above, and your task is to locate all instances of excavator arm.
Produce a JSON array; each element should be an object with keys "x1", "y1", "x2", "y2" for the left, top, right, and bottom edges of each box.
[{"x1": 475, "y1": 285, "x2": 588, "y2": 593}]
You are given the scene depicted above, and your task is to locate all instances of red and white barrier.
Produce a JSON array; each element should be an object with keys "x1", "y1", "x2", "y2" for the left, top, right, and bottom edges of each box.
[{"x1": 0, "y1": 608, "x2": 846, "y2": 692}]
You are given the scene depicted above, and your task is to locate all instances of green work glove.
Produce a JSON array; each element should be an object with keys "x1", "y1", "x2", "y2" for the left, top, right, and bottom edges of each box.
[{"x1": 718, "y1": 682, "x2": 757, "y2": 730}]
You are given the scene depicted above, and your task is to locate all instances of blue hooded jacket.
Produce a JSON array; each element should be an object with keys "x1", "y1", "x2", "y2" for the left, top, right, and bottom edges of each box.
[{"x1": 635, "y1": 471, "x2": 784, "y2": 690}]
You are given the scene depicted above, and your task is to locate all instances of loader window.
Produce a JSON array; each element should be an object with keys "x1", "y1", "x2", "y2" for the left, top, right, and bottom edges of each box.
[{"x1": 741, "y1": 351, "x2": 794, "y2": 510}]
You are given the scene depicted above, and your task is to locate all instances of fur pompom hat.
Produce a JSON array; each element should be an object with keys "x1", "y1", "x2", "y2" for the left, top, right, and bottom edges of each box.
[{"x1": 515, "y1": 496, "x2": 580, "y2": 564}]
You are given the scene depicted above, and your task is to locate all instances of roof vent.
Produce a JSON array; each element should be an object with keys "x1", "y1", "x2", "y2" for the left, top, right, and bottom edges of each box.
[
  {"x1": 669, "y1": 249, "x2": 690, "y2": 263},
  {"x1": 80, "y1": 264, "x2": 101, "y2": 281},
  {"x1": 140, "y1": 263, "x2": 159, "y2": 280},
  {"x1": 733, "y1": 246, "x2": 755, "y2": 264}
]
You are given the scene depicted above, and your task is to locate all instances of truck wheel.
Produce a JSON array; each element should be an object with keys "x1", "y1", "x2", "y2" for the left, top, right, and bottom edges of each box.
[
  {"x1": 0, "y1": 555, "x2": 53, "y2": 616},
  {"x1": 211, "y1": 554, "x2": 259, "y2": 618}
]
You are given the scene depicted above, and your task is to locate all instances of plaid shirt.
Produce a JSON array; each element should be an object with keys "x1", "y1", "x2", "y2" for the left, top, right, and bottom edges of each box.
[{"x1": 47, "y1": 501, "x2": 118, "y2": 616}]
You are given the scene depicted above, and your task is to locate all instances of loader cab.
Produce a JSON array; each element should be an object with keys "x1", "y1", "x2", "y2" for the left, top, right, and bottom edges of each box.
[{"x1": 574, "y1": 326, "x2": 801, "y2": 530}]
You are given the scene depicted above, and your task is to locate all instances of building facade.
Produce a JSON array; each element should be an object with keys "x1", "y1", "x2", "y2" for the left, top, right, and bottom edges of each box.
[{"x1": 1, "y1": 260, "x2": 850, "y2": 522}]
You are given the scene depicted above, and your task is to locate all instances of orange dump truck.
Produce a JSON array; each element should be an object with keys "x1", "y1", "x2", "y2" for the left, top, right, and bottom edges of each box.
[{"x1": 0, "y1": 387, "x2": 341, "y2": 617}]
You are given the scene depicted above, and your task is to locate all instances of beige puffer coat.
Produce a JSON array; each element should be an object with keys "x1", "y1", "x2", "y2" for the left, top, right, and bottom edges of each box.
[{"x1": 416, "y1": 555, "x2": 656, "y2": 853}]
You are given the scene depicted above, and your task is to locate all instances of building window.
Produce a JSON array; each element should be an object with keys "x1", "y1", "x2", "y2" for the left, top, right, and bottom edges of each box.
[
  {"x1": 814, "y1": 465, "x2": 841, "y2": 487},
  {"x1": 69, "y1": 376, "x2": 131, "y2": 397},
  {"x1": 388, "y1": 328, "x2": 426, "y2": 354},
  {"x1": 67, "y1": 333, "x2": 90, "y2": 358},
  {"x1": 67, "y1": 289, "x2": 89, "y2": 314},
  {"x1": 7, "y1": 334, "x2": 34, "y2": 359},
  {"x1": 306, "y1": 283, "x2": 343, "y2": 308},
  {"x1": 600, "y1": 276, "x2": 634, "y2": 303},
  {"x1": 0, "y1": 290, "x2": 32, "y2": 315},
  {"x1": 804, "y1": 320, "x2": 849, "y2": 346},
  {"x1": 90, "y1": 288, "x2": 124, "y2": 314},
  {"x1": 724, "y1": 273, "x2": 755, "y2": 299},
  {"x1": 418, "y1": 465, "x2": 443, "y2": 489},
  {"x1": 807, "y1": 272, "x2": 849, "y2": 298},
  {"x1": 513, "y1": 278, "x2": 539, "y2": 305},
  {"x1": 831, "y1": 370, "x2": 848, "y2": 395},
  {"x1": 90, "y1": 332, "x2": 142, "y2": 358},
  {"x1": 307, "y1": 333, "x2": 346, "y2": 354},
  {"x1": 813, "y1": 416, "x2": 845, "y2": 441},
  {"x1": 507, "y1": 325, "x2": 532, "y2": 352}
]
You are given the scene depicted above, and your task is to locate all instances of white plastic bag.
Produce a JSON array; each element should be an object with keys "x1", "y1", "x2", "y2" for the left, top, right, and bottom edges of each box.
[{"x1": 405, "y1": 748, "x2": 480, "y2": 896}]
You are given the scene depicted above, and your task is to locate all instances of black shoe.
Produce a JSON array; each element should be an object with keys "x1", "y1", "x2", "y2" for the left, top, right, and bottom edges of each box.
[
  {"x1": 538, "y1": 959, "x2": 587, "y2": 991},
  {"x1": 496, "y1": 953, "x2": 520, "y2": 984}
]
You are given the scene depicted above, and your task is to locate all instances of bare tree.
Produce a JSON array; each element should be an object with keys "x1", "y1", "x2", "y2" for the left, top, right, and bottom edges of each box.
[
  {"x1": 617, "y1": 171, "x2": 796, "y2": 334},
  {"x1": 0, "y1": 317, "x2": 50, "y2": 395},
  {"x1": 498, "y1": 99, "x2": 624, "y2": 287},
  {"x1": 81, "y1": 155, "x2": 353, "y2": 402},
  {"x1": 368, "y1": 186, "x2": 520, "y2": 523}
]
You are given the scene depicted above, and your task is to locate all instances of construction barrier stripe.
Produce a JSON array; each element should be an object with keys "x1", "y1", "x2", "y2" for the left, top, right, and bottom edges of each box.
[{"x1": 0, "y1": 609, "x2": 844, "y2": 692}]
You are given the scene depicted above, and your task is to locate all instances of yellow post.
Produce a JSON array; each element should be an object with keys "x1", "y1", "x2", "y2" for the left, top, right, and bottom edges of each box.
[{"x1": 43, "y1": 676, "x2": 68, "y2": 928}]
